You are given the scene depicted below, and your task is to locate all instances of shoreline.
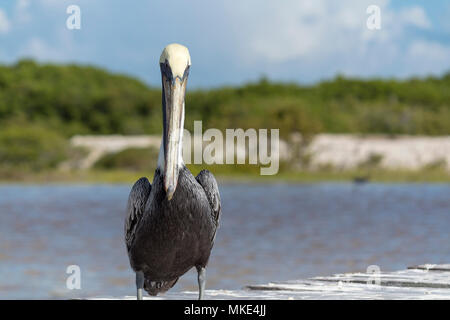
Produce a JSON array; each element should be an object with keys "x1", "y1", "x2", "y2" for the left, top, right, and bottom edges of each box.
[
  {"x1": 0, "y1": 168, "x2": 449, "y2": 184},
  {"x1": 71, "y1": 134, "x2": 450, "y2": 172}
]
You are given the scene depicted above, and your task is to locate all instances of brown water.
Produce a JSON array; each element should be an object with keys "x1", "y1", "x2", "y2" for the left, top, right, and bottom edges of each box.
[{"x1": 0, "y1": 183, "x2": 449, "y2": 299}]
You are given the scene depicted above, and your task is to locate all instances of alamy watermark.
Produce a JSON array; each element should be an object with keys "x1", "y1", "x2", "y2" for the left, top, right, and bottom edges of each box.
[
  {"x1": 367, "y1": 5, "x2": 381, "y2": 30},
  {"x1": 66, "y1": 265, "x2": 81, "y2": 290},
  {"x1": 366, "y1": 265, "x2": 381, "y2": 288},
  {"x1": 337, "y1": 265, "x2": 382, "y2": 290},
  {"x1": 65, "y1": 4, "x2": 381, "y2": 31},
  {"x1": 180, "y1": 121, "x2": 280, "y2": 175},
  {"x1": 66, "y1": 5, "x2": 81, "y2": 30}
]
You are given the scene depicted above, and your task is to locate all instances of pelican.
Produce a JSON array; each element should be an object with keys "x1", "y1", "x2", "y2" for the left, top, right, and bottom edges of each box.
[{"x1": 124, "y1": 44, "x2": 221, "y2": 300}]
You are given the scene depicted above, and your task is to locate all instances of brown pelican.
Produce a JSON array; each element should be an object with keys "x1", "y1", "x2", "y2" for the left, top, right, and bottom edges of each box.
[{"x1": 124, "y1": 44, "x2": 221, "y2": 300}]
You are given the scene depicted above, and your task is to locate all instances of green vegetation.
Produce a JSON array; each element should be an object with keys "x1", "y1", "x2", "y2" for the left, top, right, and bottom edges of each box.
[
  {"x1": 1, "y1": 60, "x2": 449, "y2": 137},
  {"x1": 0, "y1": 124, "x2": 69, "y2": 171},
  {"x1": 0, "y1": 60, "x2": 449, "y2": 182},
  {"x1": 94, "y1": 147, "x2": 159, "y2": 171},
  {"x1": 0, "y1": 60, "x2": 161, "y2": 136},
  {"x1": 1, "y1": 166, "x2": 449, "y2": 184}
]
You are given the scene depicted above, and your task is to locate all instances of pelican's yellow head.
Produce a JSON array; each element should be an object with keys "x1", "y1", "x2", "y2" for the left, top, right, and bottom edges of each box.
[{"x1": 159, "y1": 43, "x2": 191, "y2": 81}]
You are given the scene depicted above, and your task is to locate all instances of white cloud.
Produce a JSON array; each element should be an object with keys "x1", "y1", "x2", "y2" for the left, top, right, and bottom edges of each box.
[
  {"x1": 404, "y1": 41, "x2": 450, "y2": 75},
  {"x1": 39, "y1": 0, "x2": 67, "y2": 7},
  {"x1": 19, "y1": 30, "x2": 76, "y2": 62},
  {"x1": 225, "y1": 0, "x2": 394, "y2": 63},
  {"x1": 222, "y1": 0, "x2": 448, "y2": 81},
  {"x1": 397, "y1": 6, "x2": 431, "y2": 29},
  {"x1": 0, "y1": 9, "x2": 11, "y2": 34},
  {"x1": 17, "y1": 0, "x2": 30, "y2": 10},
  {"x1": 20, "y1": 38, "x2": 56, "y2": 60},
  {"x1": 409, "y1": 41, "x2": 449, "y2": 61},
  {"x1": 0, "y1": 0, "x2": 447, "y2": 85},
  {"x1": 15, "y1": 0, "x2": 32, "y2": 23}
]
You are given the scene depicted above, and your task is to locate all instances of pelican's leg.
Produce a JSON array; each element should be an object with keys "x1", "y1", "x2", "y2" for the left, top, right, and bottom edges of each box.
[
  {"x1": 136, "y1": 271, "x2": 145, "y2": 300},
  {"x1": 197, "y1": 266, "x2": 206, "y2": 300}
]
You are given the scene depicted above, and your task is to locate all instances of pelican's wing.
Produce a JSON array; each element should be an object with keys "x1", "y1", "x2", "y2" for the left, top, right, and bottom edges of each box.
[
  {"x1": 125, "y1": 177, "x2": 151, "y2": 251},
  {"x1": 196, "y1": 170, "x2": 221, "y2": 241}
]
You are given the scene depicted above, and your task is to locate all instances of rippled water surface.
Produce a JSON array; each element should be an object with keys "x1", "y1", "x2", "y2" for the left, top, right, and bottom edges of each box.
[{"x1": 0, "y1": 183, "x2": 449, "y2": 299}]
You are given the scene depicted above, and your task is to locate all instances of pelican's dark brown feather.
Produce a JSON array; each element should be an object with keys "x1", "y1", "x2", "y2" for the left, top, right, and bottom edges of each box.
[{"x1": 125, "y1": 166, "x2": 220, "y2": 296}]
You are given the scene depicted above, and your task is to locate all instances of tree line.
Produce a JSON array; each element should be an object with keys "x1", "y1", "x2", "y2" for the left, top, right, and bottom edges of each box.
[
  {"x1": 0, "y1": 59, "x2": 448, "y2": 172},
  {"x1": 0, "y1": 59, "x2": 449, "y2": 137}
]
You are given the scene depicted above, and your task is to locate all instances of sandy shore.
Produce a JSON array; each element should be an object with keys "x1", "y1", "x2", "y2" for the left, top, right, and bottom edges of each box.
[{"x1": 71, "y1": 134, "x2": 450, "y2": 172}]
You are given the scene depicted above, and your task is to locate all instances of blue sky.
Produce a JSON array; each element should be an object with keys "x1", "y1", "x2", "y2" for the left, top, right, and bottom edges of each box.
[{"x1": 0, "y1": 0, "x2": 449, "y2": 87}]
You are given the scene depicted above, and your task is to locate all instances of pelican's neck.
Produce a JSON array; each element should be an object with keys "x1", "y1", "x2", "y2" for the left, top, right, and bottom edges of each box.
[{"x1": 157, "y1": 105, "x2": 185, "y2": 170}]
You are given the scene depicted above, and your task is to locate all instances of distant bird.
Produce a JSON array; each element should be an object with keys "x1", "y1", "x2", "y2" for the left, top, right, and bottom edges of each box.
[
  {"x1": 124, "y1": 44, "x2": 221, "y2": 300},
  {"x1": 353, "y1": 176, "x2": 370, "y2": 184}
]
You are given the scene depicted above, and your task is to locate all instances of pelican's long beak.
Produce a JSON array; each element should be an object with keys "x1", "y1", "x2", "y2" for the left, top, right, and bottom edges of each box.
[
  {"x1": 162, "y1": 74, "x2": 187, "y2": 200},
  {"x1": 159, "y1": 43, "x2": 191, "y2": 201}
]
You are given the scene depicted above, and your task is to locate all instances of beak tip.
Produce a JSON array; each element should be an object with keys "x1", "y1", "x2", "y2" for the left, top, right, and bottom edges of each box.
[{"x1": 166, "y1": 185, "x2": 175, "y2": 201}]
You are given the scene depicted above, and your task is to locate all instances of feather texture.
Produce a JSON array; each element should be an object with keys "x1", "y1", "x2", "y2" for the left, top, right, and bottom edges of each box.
[{"x1": 124, "y1": 177, "x2": 151, "y2": 251}]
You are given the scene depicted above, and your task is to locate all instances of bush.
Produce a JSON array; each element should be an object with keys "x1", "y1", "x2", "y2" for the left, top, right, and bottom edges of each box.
[
  {"x1": 0, "y1": 60, "x2": 449, "y2": 136},
  {"x1": 94, "y1": 147, "x2": 159, "y2": 171},
  {"x1": 0, "y1": 125, "x2": 69, "y2": 170}
]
